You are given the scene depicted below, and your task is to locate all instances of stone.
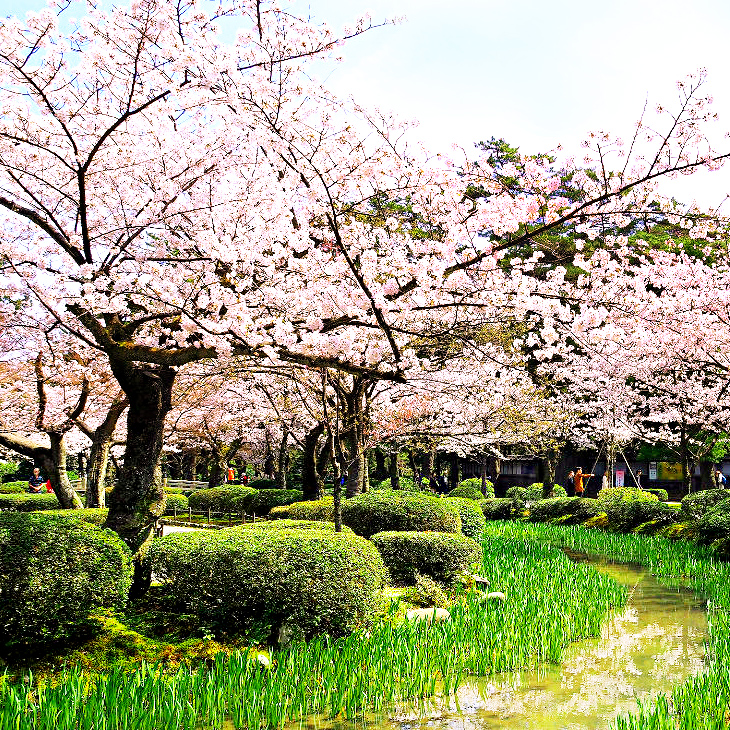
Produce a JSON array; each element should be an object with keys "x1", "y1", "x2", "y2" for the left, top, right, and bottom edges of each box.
[
  {"x1": 486, "y1": 591, "x2": 506, "y2": 602},
  {"x1": 406, "y1": 607, "x2": 451, "y2": 623}
]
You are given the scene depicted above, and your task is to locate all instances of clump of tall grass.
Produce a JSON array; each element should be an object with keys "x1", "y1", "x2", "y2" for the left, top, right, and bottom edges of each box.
[{"x1": 0, "y1": 531, "x2": 624, "y2": 729}]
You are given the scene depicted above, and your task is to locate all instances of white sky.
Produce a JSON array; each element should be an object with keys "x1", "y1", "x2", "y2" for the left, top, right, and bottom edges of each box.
[{"x1": 3, "y1": 0, "x2": 730, "y2": 209}]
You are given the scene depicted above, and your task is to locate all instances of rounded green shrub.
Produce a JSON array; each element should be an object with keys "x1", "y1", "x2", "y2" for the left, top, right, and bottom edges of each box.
[
  {"x1": 644, "y1": 488, "x2": 669, "y2": 502},
  {"x1": 0, "y1": 481, "x2": 26, "y2": 494},
  {"x1": 248, "y1": 478, "x2": 277, "y2": 490},
  {"x1": 681, "y1": 489, "x2": 730, "y2": 521},
  {"x1": 0, "y1": 493, "x2": 60, "y2": 511},
  {"x1": 457, "y1": 477, "x2": 495, "y2": 498},
  {"x1": 248, "y1": 489, "x2": 304, "y2": 515},
  {"x1": 445, "y1": 497, "x2": 486, "y2": 540},
  {"x1": 270, "y1": 496, "x2": 334, "y2": 521},
  {"x1": 527, "y1": 483, "x2": 567, "y2": 500},
  {"x1": 370, "y1": 531, "x2": 482, "y2": 585},
  {"x1": 188, "y1": 486, "x2": 258, "y2": 512},
  {"x1": 506, "y1": 486, "x2": 527, "y2": 502},
  {"x1": 596, "y1": 488, "x2": 677, "y2": 532},
  {"x1": 149, "y1": 525, "x2": 388, "y2": 639},
  {"x1": 371, "y1": 477, "x2": 420, "y2": 492},
  {"x1": 239, "y1": 519, "x2": 353, "y2": 534},
  {"x1": 479, "y1": 498, "x2": 514, "y2": 521},
  {"x1": 164, "y1": 492, "x2": 189, "y2": 514},
  {"x1": 696, "y1": 497, "x2": 730, "y2": 547},
  {"x1": 341, "y1": 490, "x2": 461, "y2": 538},
  {"x1": 34, "y1": 508, "x2": 109, "y2": 525},
  {"x1": 527, "y1": 497, "x2": 600, "y2": 525},
  {"x1": 448, "y1": 484, "x2": 483, "y2": 500},
  {"x1": 0, "y1": 513, "x2": 132, "y2": 654}
]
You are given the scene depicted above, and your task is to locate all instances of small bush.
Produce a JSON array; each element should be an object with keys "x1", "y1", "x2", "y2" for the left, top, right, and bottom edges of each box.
[
  {"x1": 681, "y1": 489, "x2": 730, "y2": 522},
  {"x1": 528, "y1": 497, "x2": 601, "y2": 525},
  {"x1": 479, "y1": 498, "x2": 514, "y2": 521},
  {"x1": 527, "y1": 483, "x2": 567, "y2": 500},
  {"x1": 341, "y1": 490, "x2": 461, "y2": 538},
  {"x1": 0, "y1": 481, "x2": 26, "y2": 494},
  {"x1": 456, "y1": 477, "x2": 495, "y2": 498},
  {"x1": 445, "y1": 497, "x2": 486, "y2": 540},
  {"x1": 596, "y1": 488, "x2": 678, "y2": 532},
  {"x1": 270, "y1": 497, "x2": 334, "y2": 521},
  {"x1": 248, "y1": 478, "x2": 277, "y2": 490},
  {"x1": 402, "y1": 573, "x2": 449, "y2": 608},
  {"x1": 448, "y1": 484, "x2": 483, "y2": 500},
  {"x1": 150, "y1": 525, "x2": 388, "y2": 639},
  {"x1": 0, "y1": 513, "x2": 132, "y2": 654},
  {"x1": 0, "y1": 493, "x2": 60, "y2": 512},
  {"x1": 164, "y1": 493, "x2": 189, "y2": 514},
  {"x1": 696, "y1": 497, "x2": 730, "y2": 548},
  {"x1": 248, "y1": 489, "x2": 304, "y2": 515},
  {"x1": 188, "y1": 486, "x2": 258, "y2": 513},
  {"x1": 644, "y1": 488, "x2": 669, "y2": 502},
  {"x1": 370, "y1": 531, "x2": 482, "y2": 585},
  {"x1": 372, "y1": 477, "x2": 421, "y2": 492},
  {"x1": 34, "y1": 508, "x2": 109, "y2": 525},
  {"x1": 506, "y1": 486, "x2": 527, "y2": 502},
  {"x1": 239, "y1": 519, "x2": 353, "y2": 534}
]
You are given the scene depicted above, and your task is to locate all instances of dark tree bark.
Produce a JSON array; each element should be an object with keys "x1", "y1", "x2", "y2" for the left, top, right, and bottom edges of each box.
[
  {"x1": 373, "y1": 449, "x2": 388, "y2": 482},
  {"x1": 346, "y1": 449, "x2": 365, "y2": 498},
  {"x1": 389, "y1": 450, "x2": 400, "y2": 490},
  {"x1": 184, "y1": 451, "x2": 199, "y2": 481},
  {"x1": 276, "y1": 428, "x2": 289, "y2": 488},
  {"x1": 106, "y1": 360, "x2": 175, "y2": 596},
  {"x1": 207, "y1": 451, "x2": 227, "y2": 488},
  {"x1": 449, "y1": 453, "x2": 460, "y2": 491},
  {"x1": 542, "y1": 447, "x2": 559, "y2": 498},
  {"x1": 302, "y1": 424, "x2": 329, "y2": 500},
  {"x1": 423, "y1": 449, "x2": 435, "y2": 482},
  {"x1": 700, "y1": 460, "x2": 715, "y2": 490}
]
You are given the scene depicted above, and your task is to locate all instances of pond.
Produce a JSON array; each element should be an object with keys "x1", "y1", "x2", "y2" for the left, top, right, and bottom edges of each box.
[{"x1": 289, "y1": 552, "x2": 708, "y2": 730}]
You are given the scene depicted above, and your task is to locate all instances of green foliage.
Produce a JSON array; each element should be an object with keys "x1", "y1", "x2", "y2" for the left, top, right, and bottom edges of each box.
[
  {"x1": 596, "y1": 488, "x2": 678, "y2": 532},
  {"x1": 527, "y1": 483, "x2": 567, "y2": 500},
  {"x1": 370, "y1": 531, "x2": 482, "y2": 585},
  {"x1": 527, "y1": 497, "x2": 601, "y2": 525},
  {"x1": 456, "y1": 477, "x2": 495, "y2": 498},
  {"x1": 187, "y1": 486, "x2": 258, "y2": 513},
  {"x1": 372, "y1": 477, "x2": 420, "y2": 492},
  {"x1": 506, "y1": 486, "x2": 527, "y2": 502},
  {"x1": 479, "y1": 498, "x2": 514, "y2": 520},
  {"x1": 445, "y1": 497, "x2": 486, "y2": 540},
  {"x1": 35, "y1": 508, "x2": 109, "y2": 525},
  {"x1": 402, "y1": 573, "x2": 449, "y2": 608},
  {"x1": 164, "y1": 493, "x2": 189, "y2": 514},
  {"x1": 248, "y1": 489, "x2": 304, "y2": 515},
  {"x1": 341, "y1": 490, "x2": 461, "y2": 538},
  {"x1": 0, "y1": 513, "x2": 132, "y2": 655},
  {"x1": 644, "y1": 488, "x2": 669, "y2": 502},
  {"x1": 248, "y1": 478, "x2": 277, "y2": 490},
  {"x1": 149, "y1": 525, "x2": 388, "y2": 639},
  {"x1": 448, "y1": 484, "x2": 483, "y2": 500},
  {"x1": 0, "y1": 461, "x2": 18, "y2": 480},
  {"x1": 695, "y1": 497, "x2": 730, "y2": 557},
  {"x1": 0, "y1": 492, "x2": 60, "y2": 511},
  {"x1": 240, "y1": 519, "x2": 353, "y2": 534},
  {"x1": 0, "y1": 481, "x2": 26, "y2": 493},
  {"x1": 269, "y1": 496, "x2": 334, "y2": 521},
  {"x1": 681, "y1": 488, "x2": 730, "y2": 521}
]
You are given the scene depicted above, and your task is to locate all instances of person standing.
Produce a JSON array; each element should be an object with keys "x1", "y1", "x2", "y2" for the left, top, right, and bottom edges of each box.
[
  {"x1": 715, "y1": 468, "x2": 727, "y2": 488},
  {"x1": 634, "y1": 469, "x2": 644, "y2": 489},
  {"x1": 27, "y1": 467, "x2": 45, "y2": 493},
  {"x1": 565, "y1": 470, "x2": 575, "y2": 497},
  {"x1": 574, "y1": 467, "x2": 594, "y2": 498}
]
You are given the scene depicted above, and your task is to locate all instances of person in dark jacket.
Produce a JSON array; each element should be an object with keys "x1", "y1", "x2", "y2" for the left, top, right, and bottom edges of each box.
[{"x1": 27, "y1": 467, "x2": 44, "y2": 493}]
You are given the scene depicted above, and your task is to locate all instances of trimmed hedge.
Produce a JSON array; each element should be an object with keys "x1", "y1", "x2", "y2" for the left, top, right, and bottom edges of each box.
[
  {"x1": 248, "y1": 489, "x2": 304, "y2": 515},
  {"x1": 527, "y1": 497, "x2": 601, "y2": 525},
  {"x1": 341, "y1": 490, "x2": 461, "y2": 538},
  {"x1": 595, "y1": 488, "x2": 677, "y2": 532},
  {"x1": 270, "y1": 497, "x2": 334, "y2": 521},
  {"x1": 32, "y1": 508, "x2": 109, "y2": 525},
  {"x1": 239, "y1": 519, "x2": 354, "y2": 534},
  {"x1": 164, "y1": 493, "x2": 189, "y2": 514},
  {"x1": 372, "y1": 477, "x2": 420, "y2": 492},
  {"x1": 695, "y1": 497, "x2": 730, "y2": 557},
  {"x1": 0, "y1": 493, "x2": 60, "y2": 512},
  {"x1": 479, "y1": 498, "x2": 514, "y2": 520},
  {"x1": 0, "y1": 513, "x2": 132, "y2": 654},
  {"x1": 370, "y1": 531, "x2": 482, "y2": 585},
  {"x1": 448, "y1": 484, "x2": 483, "y2": 500},
  {"x1": 248, "y1": 478, "x2": 277, "y2": 490},
  {"x1": 644, "y1": 488, "x2": 669, "y2": 502},
  {"x1": 0, "y1": 481, "x2": 26, "y2": 494},
  {"x1": 149, "y1": 525, "x2": 388, "y2": 639},
  {"x1": 681, "y1": 489, "x2": 730, "y2": 522},
  {"x1": 445, "y1": 497, "x2": 486, "y2": 541},
  {"x1": 453, "y1": 477, "x2": 495, "y2": 499},
  {"x1": 527, "y1": 483, "x2": 567, "y2": 500},
  {"x1": 187, "y1": 486, "x2": 258, "y2": 513}
]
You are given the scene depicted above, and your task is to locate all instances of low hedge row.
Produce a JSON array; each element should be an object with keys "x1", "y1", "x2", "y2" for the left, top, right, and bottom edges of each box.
[
  {"x1": 445, "y1": 497, "x2": 486, "y2": 541},
  {"x1": 681, "y1": 489, "x2": 730, "y2": 521},
  {"x1": 0, "y1": 513, "x2": 132, "y2": 655},
  {"x1": 249, "y1": 489, "x2": 304, "y2": 515},
  {"x1": 270, "y1": 497, "x2": 334, "y2": 521},
  {"x1": 0, "y1": 481, "x2": 26, "y2": 494},
  {"x1": 187, "y1": 486, "x2": 257, "y2": 513},
  {"x1": 149, "y1": 523, "x2": 388, "y2": 640},
  {"x1": 479, "y1": 498, "x2": 514, "y2": 520},
  {"x1": 370, "y1": 530, "x2": 482, "y2": 585},
  {"x1": 32, "y1": 508, "x2": 109, "y2": 525},
  {"x1": 0, "y1": 493, "x2": 60, "y2": 511},
  {"x1": 164, "y1": 493, "x2": 189, "y2": 513}
]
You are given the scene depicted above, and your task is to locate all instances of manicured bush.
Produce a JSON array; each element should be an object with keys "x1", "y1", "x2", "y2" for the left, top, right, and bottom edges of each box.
[
  {"x1": 341, "y1": 490, "x2": 461, "y2": 538},
  {"x1": 454, "y1": 477, "x2": 495, "y2": 499},
  {"x1": 695, "y1": 497, "x2": 730, "y2": 557},
  {"x1": 372, "y1": 477, "x2": 420, "y2": 492},
  {"x1": 0, "y1": 492, "x2": 60, "y2": 511},
  {"x1": 644, "y1": 488, "x2": 669, "y2": 502},
  {"x1": 163, "y1": 492, "x2": 189, "y2": 514},
  {"x1": 506, "y1": 486, "x2": 527, "y2": 502},
  {"x1": 528, "y1": 497, "x2": 601, "y2": 525},
  {"x1": 270, "y1": 496, "x2": 334, "y2": 521},
  {"x1": 596, "y1": 488, "x2": 678, "y2": 532},
  {"x1": 248, "y1": 489, "x2": 304, "y2": 515},
  {"x1": 527, "y1": 483, "x2": 567, "y2": 500},
  {"x1": 370, "y1": 531, "x2": 482, "y2": 585},
  {"x1": 403, "y1": 573, "x2": 449, "y2": 608},
  {"x1": 0, "y1": 481, "x2": 26, "y2": 494},
  {"x1": 149, "y1": 525, "x2": 388, "y2": 639},
  {"x1": 187, "y1": 486, "x2": 258, "y2": 513},
  {"x1": 239, "y1": 519, "x2": 354, "y2": 534},
  {"x1": 448, "y1": 484, "x2": 483, "y2": 500},
  {"x1": 446, "y1": 497, "x2": 486, "y2": 540},
  {"x1": 248, "y1": 478, "x2": 277, "y2": 490},
  {"x1": 681, "y1": 489, "x2": 730, "y2": 521},
  {"x1": 479, "y1": 498, "x2": 514, "y2": 520},
  {"x1": 34, "y1": 508, "x2": 109, "y2": 525},
  {"x1": 0, "y1": 512, "x2": 132, "y2": 654}
]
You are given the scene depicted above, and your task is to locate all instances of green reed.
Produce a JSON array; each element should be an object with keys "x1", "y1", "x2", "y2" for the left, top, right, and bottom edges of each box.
[
  {"x1": 0, "y1": 534, "x2": 625, "y2": 729},
  {"x1": 484, "y1": 522, "x2": 730, "y2": 730}
]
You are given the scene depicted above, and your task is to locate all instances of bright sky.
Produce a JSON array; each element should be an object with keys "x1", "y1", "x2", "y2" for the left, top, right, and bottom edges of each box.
[{"x1": 3, "y1": 0, "x2": 730, "y2": 209}]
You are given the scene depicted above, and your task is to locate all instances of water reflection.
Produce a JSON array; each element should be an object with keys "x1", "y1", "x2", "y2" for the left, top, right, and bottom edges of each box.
[{"x1": 298, "y1": 558, "x2": 707, "y2": 730}]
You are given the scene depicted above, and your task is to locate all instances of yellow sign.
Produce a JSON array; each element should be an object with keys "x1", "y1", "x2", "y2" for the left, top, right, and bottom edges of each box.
[{"x1": 657, "y1": 462, "x2": 683, "y2": 481}]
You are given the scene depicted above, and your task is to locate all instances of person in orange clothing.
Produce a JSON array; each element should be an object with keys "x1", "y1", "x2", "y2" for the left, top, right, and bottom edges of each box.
[
  {"x1": 574, "y1": 467, "x2": 594, "y2": 497},
  {"x1": 227, "y1": 465, "x2": 235, "y2": 483}
]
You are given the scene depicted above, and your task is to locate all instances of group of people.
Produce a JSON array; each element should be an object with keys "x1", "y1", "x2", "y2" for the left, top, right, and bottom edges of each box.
[{"x1": 564, "y1": 466, "x2": 646, "y2": 497}]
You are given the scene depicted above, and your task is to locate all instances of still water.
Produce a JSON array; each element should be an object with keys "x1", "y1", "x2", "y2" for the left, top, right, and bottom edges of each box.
[{"x1": 294, "y1": 554, "x2": 708, "y2": 730}]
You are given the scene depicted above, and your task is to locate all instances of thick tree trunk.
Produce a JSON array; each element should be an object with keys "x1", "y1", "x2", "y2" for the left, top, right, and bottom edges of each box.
[
  {"x1": 185, "y1": 451, "x2": 199, "y2": 481},
  {"x1": 276, "y1": 429, "x2": 289, "y2": 488},
  {"x1": 346, "y1": 449, "x2": 365, "y2": 498},
  {"x1": 362, "y1": 452, "x2": 369, "y2": 492},
  {"x1": 423, "y1": 449, "x2": 435, "y2": 482},
  {"x1": 208, "y1": 450, "x2": 227, "y2": 488},
  {"x1": 700, "y1": 460, "x2": 715, "y2": 491},
  {"x1": 302, "y1": 424, "x2": 326, "y2": 500},
  {"x1": 542, "y1": 448, "x2": 559, "y2": 498},
  {"x1": 389, "y1": 450, "x2": 400, "y2": 490},
  {"x1": 47, "y1": 432, "x2": 83, "y2": 508},
  {"x1": 106, "y1": 361, "x2": 174, "y2": 597},
  {"x1": 373, "y1": 449, "x2": 388, "y2": 482},
  {"x1": 86, "y1": 438, "x2": 112, "y2": 507}
]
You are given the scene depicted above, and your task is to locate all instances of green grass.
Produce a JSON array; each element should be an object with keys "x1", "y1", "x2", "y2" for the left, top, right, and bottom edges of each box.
[
  {"x1": 0, "y1": 530, "x2": 624, "y2": 729},
  {"x1": 483, "y1": 522, "x2": 730, "y2": 730}
]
